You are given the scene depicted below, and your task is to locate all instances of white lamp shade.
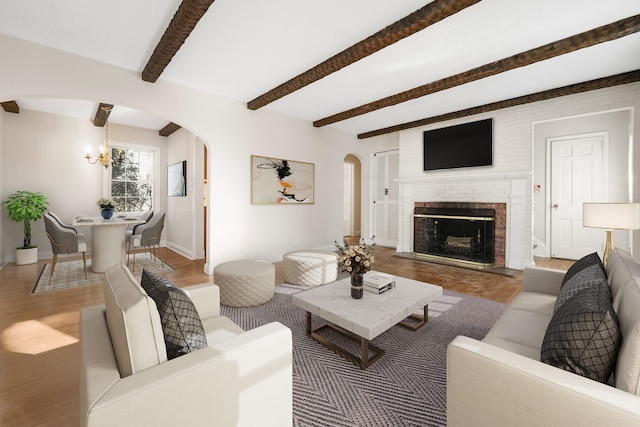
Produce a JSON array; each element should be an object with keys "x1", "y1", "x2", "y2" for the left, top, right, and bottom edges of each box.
[{"x1": 583, "y1": 203, "x2": 640, "y2": 230}]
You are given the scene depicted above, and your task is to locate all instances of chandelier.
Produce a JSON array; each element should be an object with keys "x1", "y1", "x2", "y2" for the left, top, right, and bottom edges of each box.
[{"x1": 85, "y1": 105, "x2": 124, "y2": 169}]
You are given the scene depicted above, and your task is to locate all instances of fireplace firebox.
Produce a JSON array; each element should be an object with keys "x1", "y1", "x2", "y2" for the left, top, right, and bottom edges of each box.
[{"x1": 413, "y1": 206, "x2": 496, "y2": 266}]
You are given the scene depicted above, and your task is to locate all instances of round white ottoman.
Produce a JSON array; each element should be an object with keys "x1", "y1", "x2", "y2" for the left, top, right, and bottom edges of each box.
[
  {"x1": 283, "y1": 250, "x2": 338, "y2": 286},
  {"x1": 214, "y1": 260, "x2": 275, "y2": 307}
]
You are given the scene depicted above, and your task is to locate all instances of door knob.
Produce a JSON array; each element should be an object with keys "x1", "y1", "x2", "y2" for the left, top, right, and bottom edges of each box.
[{"x1": 553, "y1": 204, "x2": 559, "y2": 210}]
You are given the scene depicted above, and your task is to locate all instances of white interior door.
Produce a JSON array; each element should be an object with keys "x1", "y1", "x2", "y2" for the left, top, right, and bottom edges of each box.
[
  {"x1": 373, "y1": 150, "x2": 399, "y2": 248},
  {"x1": 343, "y1": 162, "x2": 354, "y2": 236},
  {"x1": 550, "y1": 132, "x2": 608, "y2": 259}
]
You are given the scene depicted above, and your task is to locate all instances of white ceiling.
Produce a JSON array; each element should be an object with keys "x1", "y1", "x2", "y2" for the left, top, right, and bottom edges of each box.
[{"x1": 0, "y1": 0, "x2": 639, "y2": 135}]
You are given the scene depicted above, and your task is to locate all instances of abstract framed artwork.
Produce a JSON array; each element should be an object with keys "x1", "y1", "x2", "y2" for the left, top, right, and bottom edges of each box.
[
  {"x1": 251, "y1": 155, "x2": 315, "y2": 204},
  {"x1": 168, "y1": 160, "x2": 187, "y2": 197}
]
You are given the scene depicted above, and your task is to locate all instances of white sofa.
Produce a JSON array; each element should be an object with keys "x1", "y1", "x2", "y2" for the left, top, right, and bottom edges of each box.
[
  {"x1": 447, "y1": 248, "x2": 640, "y2": 426},
  {"x1": 79, "y1": 264, "x2": 293, "y2": 427}
]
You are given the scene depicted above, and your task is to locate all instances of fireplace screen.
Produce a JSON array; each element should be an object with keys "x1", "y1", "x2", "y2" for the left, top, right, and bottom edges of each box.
[{"x1": 413, "y1": 207, "x2": 495, "y2": 266}]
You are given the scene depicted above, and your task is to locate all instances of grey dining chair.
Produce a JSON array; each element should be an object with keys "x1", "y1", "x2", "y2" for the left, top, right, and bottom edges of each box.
[
  {"x1": 48, "y1": 210, "x2": 78, "y2": 232},
  {"x1": 125, "y1": 209, "x2": 154, "y2": 238},
  {"x1": 43, "y1": 212, "x2": 87, "y2": 278},
  {"x1": 126, "y1": 211, "x2": 165, "y2": 272}
]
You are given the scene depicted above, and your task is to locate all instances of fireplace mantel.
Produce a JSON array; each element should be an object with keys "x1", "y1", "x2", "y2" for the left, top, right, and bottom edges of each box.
[{"x1": 396, "y1": 171, "x2": 530, "y2": 269}]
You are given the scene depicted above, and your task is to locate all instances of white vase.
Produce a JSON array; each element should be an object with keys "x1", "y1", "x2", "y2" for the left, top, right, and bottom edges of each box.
[{"x1": 16, "y1": 247, "x2": 38, "y2": 265}]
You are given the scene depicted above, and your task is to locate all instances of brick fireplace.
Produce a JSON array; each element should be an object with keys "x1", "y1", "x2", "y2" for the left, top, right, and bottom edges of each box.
[
  {"x1": 413, "y1": 202, "x2": 506, "y2": 267},
  {"x1": 396, "y1": 127, "x2": 531, "y2": 270}
]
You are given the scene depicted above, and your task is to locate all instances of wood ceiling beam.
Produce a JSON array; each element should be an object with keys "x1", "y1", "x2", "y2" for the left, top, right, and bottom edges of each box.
[
  {"x1": 358, "y1": 70, "x2": 640, "y2": 139},
  {"x1": 1, "y1": 100, "x2": 19, "y2": 113},
  {"x1": 316, "y1": 14, "x2": 640, "y2": 128},
  {"x1": 93, "y1": 103, "x2": 113, "y2": 127},
  {"x1": 142, "y1": 0, "x2": 216, "y2": 83},
  {"x1": 159, "y1": 122, "x2": 182, "y2": 137},
  {"x1": 247, "y1": 0, "x2": 481, "y2": 110}
]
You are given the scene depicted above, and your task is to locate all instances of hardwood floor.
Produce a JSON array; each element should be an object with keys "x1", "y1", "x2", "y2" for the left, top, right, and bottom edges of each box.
[
  {"x1": 343, "y1": 236, "x2": 574, "y2": 304},
  {"x1": 0, "y1": 245, "x2": 573, "y2": 426}
]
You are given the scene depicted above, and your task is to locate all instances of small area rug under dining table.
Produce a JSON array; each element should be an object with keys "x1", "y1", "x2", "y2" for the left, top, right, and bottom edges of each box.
[{"x1": 31, "y1": 253, "x2": 174, "y2": 294}]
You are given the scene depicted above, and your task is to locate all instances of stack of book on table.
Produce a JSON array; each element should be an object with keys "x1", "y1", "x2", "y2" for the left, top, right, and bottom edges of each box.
[{"x1": 363, "y1": 272, "x2": 396, "y2": 294}]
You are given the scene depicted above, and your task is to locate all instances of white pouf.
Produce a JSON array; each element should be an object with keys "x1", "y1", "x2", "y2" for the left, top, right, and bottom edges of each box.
[
  {"x1": 283, "y1": 250, "x2": 338, "y2": 286},
  {"x1": 214, "y1": 260, "x2": 275, "y2": 307}
]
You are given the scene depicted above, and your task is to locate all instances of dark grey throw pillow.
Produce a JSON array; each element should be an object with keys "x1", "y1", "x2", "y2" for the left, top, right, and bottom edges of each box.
[
  {"x1": 541, "y1": 282, "x2": 621, "y2": 383},
  {"x1": 553, "y1": 263, "x2": 608, "y2": 314},
  {"x1": 141, "y1": 269, "x2": 207, "y2": 359},
  {"x1": 562, "y1": 252, "x2": 604, "y2": 286}
]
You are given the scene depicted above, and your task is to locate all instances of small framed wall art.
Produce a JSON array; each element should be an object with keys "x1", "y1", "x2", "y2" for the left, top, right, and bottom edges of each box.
[
  {"x1": 168, "y1": 160, "x2": 187, "y2": 197},
  {"x1": 251, "y1": 155, "x2": 314, "y2": 204}
]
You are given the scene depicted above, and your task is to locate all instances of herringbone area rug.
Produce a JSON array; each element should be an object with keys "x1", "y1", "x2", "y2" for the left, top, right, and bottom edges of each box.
[{"x1": 221, "y1": 284, "x2": 506, "y2": 427}]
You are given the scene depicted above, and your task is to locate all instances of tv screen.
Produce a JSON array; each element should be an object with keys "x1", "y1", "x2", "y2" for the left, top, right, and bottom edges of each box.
[{"x1": 423, "y1": 118, "x2": 493, "y2": 171}]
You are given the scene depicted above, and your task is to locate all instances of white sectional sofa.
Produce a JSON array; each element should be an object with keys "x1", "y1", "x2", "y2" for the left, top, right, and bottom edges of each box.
[
  {"x1": 79, "y1": 264, "x2": 293, "y2": 427},
  {"x1": 447, "y1": 248, "x2": 640, "y2": 426}
]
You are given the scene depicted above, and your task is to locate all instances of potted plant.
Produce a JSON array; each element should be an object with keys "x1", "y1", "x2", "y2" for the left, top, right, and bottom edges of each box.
[
  {"x1": 97, "y1": 198, "x2": 115, "y2": 219},
  {"x1": 2, "y1": 190, "x2": 49, "y2": 265}
]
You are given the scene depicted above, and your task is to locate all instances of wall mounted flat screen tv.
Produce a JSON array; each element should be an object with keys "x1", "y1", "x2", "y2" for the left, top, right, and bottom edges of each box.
[{"x1": 423, "y1": 118, "x2": 493, "y2": 171}]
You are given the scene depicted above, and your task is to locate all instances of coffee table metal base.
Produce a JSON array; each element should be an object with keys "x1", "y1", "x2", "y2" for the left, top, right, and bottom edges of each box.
[
  {"x1": 398, "y1": 304, "x2": 429, "y2": 331},
  {"x1": 305, "y1": 305, "x2": 429, "y2": 369}
]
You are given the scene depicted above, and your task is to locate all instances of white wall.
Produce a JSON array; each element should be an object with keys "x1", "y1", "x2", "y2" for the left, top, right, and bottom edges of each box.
[
  {"x1": 165, "y1": 128, "x2": 202, "y2": 260},
  {"x1": 0, "y1": 33, "x2": 397, "y2": 273},
  {"x1": 205, "y1": 107, "x2": 384, "y2": 266}
]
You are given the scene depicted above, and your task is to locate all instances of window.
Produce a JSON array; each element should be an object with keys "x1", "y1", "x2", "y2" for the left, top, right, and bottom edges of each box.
[{"x1": 110, "y1": 147, "x2": 154, "y2": 213}]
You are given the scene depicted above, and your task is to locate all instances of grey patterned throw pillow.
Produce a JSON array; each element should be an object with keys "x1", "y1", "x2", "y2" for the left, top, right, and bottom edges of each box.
[
  {"x1": 541, "y1": 282, "x2": 621, "y2": 383},
  {"x1": 554, "y1": 263, "x2": 607, "y2": 314},
  {"x1": 561, "y1": 252, "x2": 604, "y2": 286},
  {"x1": 141, "y1": 269, "x2": 207, "y2": 359}
]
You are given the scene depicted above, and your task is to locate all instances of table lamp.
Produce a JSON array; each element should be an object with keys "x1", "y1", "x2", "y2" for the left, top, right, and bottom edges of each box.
[{"x1": 583, "y1": 202, "x2": 640, "y2": 266}]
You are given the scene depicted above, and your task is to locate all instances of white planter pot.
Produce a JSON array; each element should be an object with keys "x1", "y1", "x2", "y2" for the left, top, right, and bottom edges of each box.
[{"x1": 16, "y1": 247, "x2": 38, "y2": 265}]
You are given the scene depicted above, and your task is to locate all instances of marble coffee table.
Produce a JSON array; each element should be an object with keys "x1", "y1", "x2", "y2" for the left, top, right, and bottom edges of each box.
[{"x1": 292, "y1": 271, "x2": 442, "y2": 369}]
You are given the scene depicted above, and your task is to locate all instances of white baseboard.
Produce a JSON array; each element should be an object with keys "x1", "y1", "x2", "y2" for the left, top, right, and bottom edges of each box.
[{"x1": 165, "y1": 241, "x2": 193, "y2": 260}]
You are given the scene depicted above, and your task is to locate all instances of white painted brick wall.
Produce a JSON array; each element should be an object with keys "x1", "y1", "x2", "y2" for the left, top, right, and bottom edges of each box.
[{"x1": 397, "y1": 82, "x2": 640, "y2": 268}]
